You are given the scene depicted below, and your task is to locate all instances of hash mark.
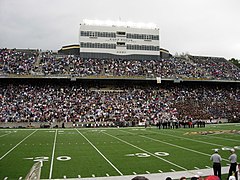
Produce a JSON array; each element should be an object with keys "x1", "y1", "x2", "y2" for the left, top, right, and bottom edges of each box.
[
  {"x1": 133, "y1": 172, "x2": 137, "y2": 175},
  {"x1": 146, "y1": 171, "x2": 150, "y2": 174},
  {"x1": 92, "y1": 174, "x2": 95, "y2": 177},
  {"x1": 194, "y1": 167, "x2": 199, "y2": 170},
  {"x1": 158, "y1": 170, "x2": 163, "y2": 173},
  {"x1": 106, "y1": 173, "x2": 109, "y2": 177}
]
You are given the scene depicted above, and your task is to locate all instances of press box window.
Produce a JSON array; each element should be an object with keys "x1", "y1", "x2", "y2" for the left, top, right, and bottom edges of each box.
[
  {"x1": 117, "y1": 42, "x2": 125, "y2": 46},
  {"x1": 116, "y1": 31, "x2": 126, "y2": 36}
]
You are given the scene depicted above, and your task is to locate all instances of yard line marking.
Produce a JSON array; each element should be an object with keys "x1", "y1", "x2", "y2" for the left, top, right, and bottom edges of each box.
[
  {"x1": 102, "y1": 131, "x2": 188, "y2": 171},
  {"x1": 194, "y1": 167, "x2": 200, "y2": 170},
  {"x1": 133, "y1": 172, "x2": 137, "y2": 175},
  {"x1": 49, "y1": 129, "x2": 58, "y2": 179},
  {"x1": 0, "y1": 132, "x2": 11, "y2": 138},
  {"x1": 153, "y1": 130, "x2": 224, "y2": 146},
  {"x1": 146, "y1": 171, "x2": 150, "y2": 174},
  {"x1": 106, "y1": 173, "x2": 109, "y2": 177},
  {"x1": 75, "y1": 129, "x2": 123, "y2": 176},
  {"x1": 121, "y1": 130, "x2": 230, "y2": 162},
  {"x1": 0, "y1": 130, "x2": 37, "y2": 161},
  {"x1": 171, "y1": 169, "x2": 175, "y2": 172},
  {"x1": 24, "y1": 157, "x2": 34, "y2": 160},
  {"x1": 206, "y1": 135, "x2": 240, "y2": 142},
  {"x1": 158, "y1": 170, "x2": 163, "y2": 173}
]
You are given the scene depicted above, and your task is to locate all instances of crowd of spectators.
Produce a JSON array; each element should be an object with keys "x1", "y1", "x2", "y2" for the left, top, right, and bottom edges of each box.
[
  {"x1": 188, "y1": 55, "x2": 240, "y2": 81},
  {"x1": 0, "y1": 48, "x2": 38, "y2": 75},
  {"x1": 0, "y1": 49, "x2": 239, "y2": 81},
  {"x1": 0, "y1": 83, "x2": 239, "y2": 123}
]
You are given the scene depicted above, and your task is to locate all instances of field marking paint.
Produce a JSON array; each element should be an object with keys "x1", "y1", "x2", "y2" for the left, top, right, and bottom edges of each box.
[
  {"x1": 92, "y1": 174, "x2": 95, "y2": 177},
  {"x1": 206, "y1": 135, "x2": 240, "y2": 142},
  {"x1": 133, "y1": 172, "x2": 137, "y2": 175},
  {"x1": 24, "y1": 157, "x2": 34, "y2": 160},
  {"x1": 121, "y1": 130, "x2": 230, "y2": 162},
  {"x1": 205, "y1": 166, "x2": 211, "y2": 169},
  {"x1": 158, "y1": 170, "x2": 163, "y2": 173},
  {"x1": 75, "y1": 129, "x2": 123, "y2": 176},
  {"x1": 49, "y1": 129, "x2": 58, "y2": 179},
  {"x1": 106, "y1": 173, "x2": 109, "y2": 177},
  {"x1": 4, "y1": 177, "x2": 8, "y2": 180},
  {"x1": 102, "y1": 131, "x2": 188, "y2": 171},
  {"x1": 78, "y1": 175, "x2": 81, "y2": 178},
  {"x1": 171, "y1": 169, "x2": 176, "y2": 172},
  {"x1": 0, "y1": 130, "x2": 37, "y2": 161},
  {"x1": 194, "y1": 167, "x2": 200, "y2": 170},
  {"x1": 146, "y1": 171, "x2": 150, "y2": 174},
  {"x1": 153, "y1": 130, "x2": 224, "y2": 147},
  {"x1": 56, "y1": 156, "x2": 71, "y2": 161},
  {"x1": 0, "y1": 132, "x2": 12, "y2": 138}
]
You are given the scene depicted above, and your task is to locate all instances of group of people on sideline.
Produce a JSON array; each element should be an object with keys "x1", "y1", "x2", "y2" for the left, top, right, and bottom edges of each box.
[{"x1": 210, "y1": 148, "x2": 239, "y2": 180}]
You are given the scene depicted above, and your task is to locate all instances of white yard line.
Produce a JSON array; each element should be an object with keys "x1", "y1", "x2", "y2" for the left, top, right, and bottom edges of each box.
[
  {"x1": 121, "y1": 130, "x2": 229, "y2": 162},
  {"x1": 0, "y1": 132, "x2": 11, "y2": 138},
  {"x1": 75, "y1": 129, "x2": 123, "y2": 176},
  {"x1": 205, "y1": 134, "x2": 240, "y2": 142},
  {"x1": 153, "y1": 130, "x2": 224, "y2": 146},
  {"x1": 102, "y1": 131, "x2": 188, "y2": 171},
  {"x1": 0, "y1": 130, "x2": 37, "y2": 161},
  {"x1": 49, "y1": 129, "x2": 58, "y2": 179}
]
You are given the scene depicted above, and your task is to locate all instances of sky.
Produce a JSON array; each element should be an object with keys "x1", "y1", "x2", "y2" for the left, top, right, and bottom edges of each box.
[{"x1": 0, "y1": 0, "x2": 240, "y2": 59}]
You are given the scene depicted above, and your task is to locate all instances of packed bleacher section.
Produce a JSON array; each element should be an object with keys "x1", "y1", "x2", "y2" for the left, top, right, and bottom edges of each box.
[
  {"x1": 0, "y1": 48, "x2": 38, "y2": 75},
  {"x1": 0, "y1": 49, "x2": 239, "y2": 81},
  {"x1": 188, "y1": 55, "x2": 240, "y2": 81},
  {"x1": 0, "y1": 83, "x2": 239, "y2": 123}
]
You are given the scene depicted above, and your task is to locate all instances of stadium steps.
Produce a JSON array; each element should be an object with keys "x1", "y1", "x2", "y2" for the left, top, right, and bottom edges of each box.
[
  {"x1": 31, "y1": 51, "x2": 43, "y2": 74},
  {"x1": 43, "y1": 166, "x2": 229, "y2": 180},
  {"x1": 34, "y1": 51, "x2": 42, "y2": 68}
]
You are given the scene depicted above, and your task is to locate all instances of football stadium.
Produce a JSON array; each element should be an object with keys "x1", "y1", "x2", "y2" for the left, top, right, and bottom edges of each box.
[{"x1": 0, "y1": 19, "x2": 240, "y2": 180}]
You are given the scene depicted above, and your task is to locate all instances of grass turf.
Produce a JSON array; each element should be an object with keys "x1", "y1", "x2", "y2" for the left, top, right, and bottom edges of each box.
[{"x1": 0, "y1": 123, "x2": 239, "y2": 179}]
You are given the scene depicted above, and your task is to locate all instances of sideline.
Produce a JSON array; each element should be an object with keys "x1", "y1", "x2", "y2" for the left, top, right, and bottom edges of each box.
[{"x1": 41, "y1": 166, "x2": 229, "y2": 180}]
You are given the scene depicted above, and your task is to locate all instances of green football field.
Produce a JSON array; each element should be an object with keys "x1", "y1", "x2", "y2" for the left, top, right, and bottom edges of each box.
[{"x1": 0, "y1": 124, "x2": 239, "y2": 179}]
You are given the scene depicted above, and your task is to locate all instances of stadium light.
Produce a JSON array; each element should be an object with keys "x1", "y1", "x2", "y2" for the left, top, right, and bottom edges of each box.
[{"x1": 83, "y1": 19, "x2": 157, "y2": 29}]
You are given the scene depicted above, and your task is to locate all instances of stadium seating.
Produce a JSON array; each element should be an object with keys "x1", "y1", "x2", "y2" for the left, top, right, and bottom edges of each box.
[
  {"x1": 0, "y1": 48, "x2": 239, "y2": 124},
  {"x1": 1, "y1": 49, "x2": 239, "y2": 81},
  {"x1": 0, "y1": 83, "x2": 239, "y2": 123}
]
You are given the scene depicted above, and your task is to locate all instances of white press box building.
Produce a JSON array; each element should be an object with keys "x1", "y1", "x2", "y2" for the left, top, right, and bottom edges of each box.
[{"x1": 79, "y1": 20, "x2": 160, "y2": 60}]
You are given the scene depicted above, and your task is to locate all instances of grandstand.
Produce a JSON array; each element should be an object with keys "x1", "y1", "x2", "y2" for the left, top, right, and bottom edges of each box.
[{"x1": 0, "y1": 20, "x2": 240, "y2": 180}]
